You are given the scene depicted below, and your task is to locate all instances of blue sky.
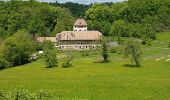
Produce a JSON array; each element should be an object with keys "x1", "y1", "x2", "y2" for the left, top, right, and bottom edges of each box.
[{"x1": 38, "y1": 0, "x2": 125, "y2": 4}]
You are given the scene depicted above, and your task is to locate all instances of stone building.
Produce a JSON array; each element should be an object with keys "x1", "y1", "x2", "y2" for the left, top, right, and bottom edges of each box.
[{"x1": 56, "y1": 19, "x2": 102, "y2": 50}]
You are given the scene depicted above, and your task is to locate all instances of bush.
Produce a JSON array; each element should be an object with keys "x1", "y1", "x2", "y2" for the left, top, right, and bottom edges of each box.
[
  {"x1": 109, "y1": 46, "x2": 117, "y2": 53},
  {"x1": 62, "y1": 50, "x2": 73, "y2": 68},
  {"x1": 3, "y1": 30, "x2": 35, "y2": 67},
  {"x1": 81, "y1": 50, "x2": 90, "y2": 56},
  {"x1": 124, "y1": 38, "x2": 142, "y2": 67},
  {"x1": 101, "y1": 37, "x2": 110, "y2": 62},
  {"x1": 0, "y1": 58, "x2": 9, "y2": 70},
  {"x1": 0, "y1": 89, "x2": 52, "y2": 100},
  {"x1": 43, "y1": 40, "x2": 58, "y2": 68},
  {"x1": 62, "y1": 61, "x2": 72, "y2": 68},
  {"x1": 44, "y1": 49, "x2": 58, "y2": 68}
]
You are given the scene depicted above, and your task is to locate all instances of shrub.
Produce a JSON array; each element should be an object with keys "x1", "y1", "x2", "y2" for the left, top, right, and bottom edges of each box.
[
  {"x1": 62, "y1": 61, "x2": 72, "y2": 68},
  {"x1": 109, "y1": 46, "x2": 117, "y2": 53},
  {"x1": 42, "y1": 40, "x2": 58, "y2": 68},
  {"x1": 62, "y1": 50, "x2": 73, "y2": 68},
  {"x1": 0, "y1": 89, "x2": 52, "y2": 99},
  {"x1": 0, "y1": 58, "x2": 9, "y2": 70},
  {"x1": 81, "y1": 50, "x2": 90, "y2": 56},
  {"x1": 124, "y1": 38, "x2": 142, "y2": 67},
  {"x1": 44, "y1": 49, "x2": 58, "y2": 68},
  {"x1": 3, "y1": 30, "x2": 35, "y2": 67},
  {"x1": 101, "y1": 37, "x2": 111, "y2": 62}
]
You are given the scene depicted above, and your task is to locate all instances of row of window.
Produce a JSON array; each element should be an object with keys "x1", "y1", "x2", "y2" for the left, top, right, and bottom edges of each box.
[
  {"x1": 59, "y1": 45, "x2": 100, "y2": 50},
  {"x1": 74, "y1": 29, "x2": 87, "y2": 31}
]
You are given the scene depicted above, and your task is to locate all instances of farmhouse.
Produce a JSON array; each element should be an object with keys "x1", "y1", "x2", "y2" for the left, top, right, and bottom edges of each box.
[{"x1": 56, "y1": 19, "x2": 102, "y2": 50}]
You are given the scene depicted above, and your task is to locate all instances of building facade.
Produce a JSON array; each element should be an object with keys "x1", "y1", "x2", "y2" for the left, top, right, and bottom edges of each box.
[
  {"x1": 56, "y1": 19, "x2": 102, "y2": 50},
  {"x1": 73, "y1": 19, "x2": 87, "y2": 32}
]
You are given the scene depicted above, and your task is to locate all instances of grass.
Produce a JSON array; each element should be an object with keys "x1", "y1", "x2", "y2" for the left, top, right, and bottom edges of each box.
[
  {"x1": 0, "y1": 55, "x2": 170, "y2": 99},
  {"x1": 156, "y1": 32, "x2": 170, "y2": 42},
  {"x1": 0, "y1": 33, "x2": 170, "y2": 99}
]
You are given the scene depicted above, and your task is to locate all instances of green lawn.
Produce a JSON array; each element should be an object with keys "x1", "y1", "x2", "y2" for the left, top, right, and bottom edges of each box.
[
  {"x1": 156, "y1": 32, "x2": 170, "y2": 42},
  {"x1": 0, "y1": 33, "x2": 170, "y2": 99},
  {"x1": 0, "y1": 55, "x2": 170, "y2": 99}
]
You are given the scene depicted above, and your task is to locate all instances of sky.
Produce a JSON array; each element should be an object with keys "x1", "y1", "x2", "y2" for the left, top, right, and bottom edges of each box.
[{"x1": 38, "y1": 0, "x2": 126, "y2": 4}]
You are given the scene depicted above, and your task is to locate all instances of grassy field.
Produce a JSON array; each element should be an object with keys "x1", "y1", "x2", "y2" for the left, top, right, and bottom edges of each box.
[
  {"x1": 156, "y1": 32, "x2": 170, "y2": 42},
  {"x1": 0, "y1": 54, "x2": 170, "y2": 99},
  {"x1": 0, "y1": 32, "x2": 170, "y2": 99}
]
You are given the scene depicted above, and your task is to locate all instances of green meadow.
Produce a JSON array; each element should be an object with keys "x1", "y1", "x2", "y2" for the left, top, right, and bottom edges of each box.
[
  {"x1": 0, "y1": 32, "x2": 170, "y2": 100},
  {"x1": 156, "y1": 32, "x2": 170, "y2": 42}
]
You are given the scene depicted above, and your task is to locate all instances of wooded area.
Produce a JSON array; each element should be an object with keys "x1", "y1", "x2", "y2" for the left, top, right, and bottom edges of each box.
[{"x1": 0, "y1": 0, "x2": 170, "y2": 39}]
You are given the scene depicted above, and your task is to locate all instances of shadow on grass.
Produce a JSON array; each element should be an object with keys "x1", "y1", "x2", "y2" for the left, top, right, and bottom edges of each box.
[
  {"x1": 123, "y1": 64, "x2": 142, "y2": 68},
  {"x1": 94, "y1": 60, "x2": 110, "y2": 63}
]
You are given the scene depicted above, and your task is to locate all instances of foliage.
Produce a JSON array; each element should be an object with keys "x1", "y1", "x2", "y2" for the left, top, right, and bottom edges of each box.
[
  {"x1": 101, "y1": 36, "x2": 111, "y2": 62},
  {"x1": 44, "y1": 49, "x2": 58, "y2": 68},
  {"x1": 109, "y1": 46, "x2": 123, "y2": 54},
  {"x1": 124, "y1": 38, "x2": 142, "y2": 66},
  {"x1": 50, "y1": 2, "x2": 89, "y2": 18},
  {"x1": 85, "y1": 4, "x2": 114, "y2": 36},
  {"x1": 62, "y1": 50, "x2": 73, "y2": 68},
  {"x1": 43, "y1": 41, "x2": 58, "y2": 68},
  {"x1": 2, "y1": 30, "x2": 35, "y2": 67},
  {"x1": 0, "y1": 88, "x2": 52, "y2": 100},
  {"x1": 42, "y1": 40, "x2": 54, "y2": 50},
  {"x1": 0, "y1": 0, "x2": 74, "y2": 37},
  {"x1": 52, "y1": 8, "x2": 75, "y2": 34},
  {"x1": 110, "y1": 20, "x2": 127, "y2": 41},
  {"x1": 81, "y1": 50, "x2": 90, "y2": 57},
  {"x1": 85, "y1": 0, "x2": 170, "y2": 39},
  {"x1": 0, "y1": 58, "x2": 9, "y2": 70}
]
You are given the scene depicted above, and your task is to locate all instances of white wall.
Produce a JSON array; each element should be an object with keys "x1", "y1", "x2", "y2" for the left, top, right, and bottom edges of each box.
[{"x1": 73, "y1": 26, "x2": 87, "y2": 31}]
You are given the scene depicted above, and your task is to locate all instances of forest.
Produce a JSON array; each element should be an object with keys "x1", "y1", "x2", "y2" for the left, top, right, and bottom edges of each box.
[{"x1": 0, "y1": 0, "x2": 170, "y2": 40}]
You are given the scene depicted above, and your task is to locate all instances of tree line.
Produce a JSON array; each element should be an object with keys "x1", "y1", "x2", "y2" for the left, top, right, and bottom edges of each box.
[
  {"x1": 85, "y1": 0, "x2": 170, "y2": 42},
  {"x1": 0, "y1": 0, "x2": 74, "y2": 38},
  {"x1": 50, "y1": 1, "x2": 90, "y2": 18}
]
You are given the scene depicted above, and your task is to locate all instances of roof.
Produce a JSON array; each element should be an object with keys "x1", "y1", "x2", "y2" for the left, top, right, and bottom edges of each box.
[
  {"x1": 74, "y1": 19, "x2": 87, "y2": 26},
  {"x1": 56, "y1": 31, "x2": 102, "y2": 41},
  {"x1": 36, "y1": 37, "x2": 56, "y2": 43}
]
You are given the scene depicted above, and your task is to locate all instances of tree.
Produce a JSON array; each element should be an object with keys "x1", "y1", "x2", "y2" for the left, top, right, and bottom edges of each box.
[
  {"x1": 0, "y1": 1, "x2": 75, "y2": 37},
  {"x1": 124, "y1": 38, "x2": 142, "y2": 67},
  {"x1": 110, "y1": 20, "x2": 127, "y2": 41},
  {"x1": 44, "y1": 49, "x2": 58, "y2": 68},
  {"x1": 42, "y1": 40, "x2": 54, "y2": 50},
  {"x1": 62, "y1": 49, "x2": 73, "y2": 68},
  {"x1": 85, "y1": 4, "x2": 114, "y2": 36},
  {"x1": 101, "y1": 36, "x2": 111, "y2": 62},
  {"x1": 3, "y1": 30, "x2": 35, "y2": 67},
  {"x1": 52, "y1": 8, "x2": 74, "y2": 35},
  {"x1": 43, "y1": 40, "x2": 58, "y2": 68},
  {"x1": 50, "y1": 2, "x2": 89, "y2": 18}
]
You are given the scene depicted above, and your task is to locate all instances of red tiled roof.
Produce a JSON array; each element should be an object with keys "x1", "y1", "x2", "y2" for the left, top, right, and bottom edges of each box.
[
  {"x1": 56, "y1": 31, "x2": 102, "y2": 41},
  {"x1": 74, "y1": 19, "x2": 87, "y2": 26},
  {"x1": 36, "y1": 37, "x2": 56, "y2": 43}
]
